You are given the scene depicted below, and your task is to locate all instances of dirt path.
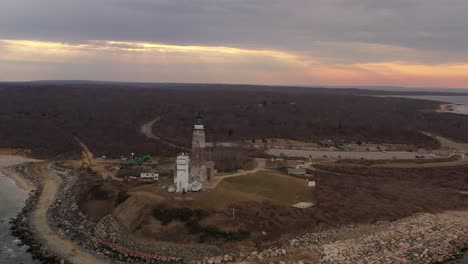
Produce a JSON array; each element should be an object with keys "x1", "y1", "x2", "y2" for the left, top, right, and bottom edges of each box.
[
  {"x1": 28, "y1": 162, "x2": 107, "y2": 264},
  {"x1": 203, "y1": 158, "x2": 267, "y2": 189},
  {"x1": 141, "y1": 117, "x2": 190, "y2": 151}
]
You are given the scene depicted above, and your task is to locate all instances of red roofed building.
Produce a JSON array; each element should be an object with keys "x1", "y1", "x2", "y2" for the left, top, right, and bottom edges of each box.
[{"x1": 306, "y1": 176, "x2": 316, "y2": 187}]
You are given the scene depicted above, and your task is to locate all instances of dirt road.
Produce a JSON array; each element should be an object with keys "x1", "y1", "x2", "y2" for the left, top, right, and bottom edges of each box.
[
  {"x1": 141, "y1": 117, "x2": 189, "y2": 151},
  {"x1": 203, "y1": 158, "x2": 267, "y2": 189},
  {"x1": 28, "y1": 162, "x2": 107, "y2": 264}
]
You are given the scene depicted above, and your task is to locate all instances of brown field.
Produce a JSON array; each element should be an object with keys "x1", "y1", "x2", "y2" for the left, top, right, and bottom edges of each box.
[
  {"x1": 4, "y1": 83, "x2": 468, "y2": 255},
  {"x1": 75, "y1": 163, "x2": 468, "y2": 247}
]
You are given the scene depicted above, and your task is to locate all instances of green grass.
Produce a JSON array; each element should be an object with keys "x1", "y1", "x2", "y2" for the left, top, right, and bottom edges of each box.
[{"x1": 196, "y1": 171, "x2": 314, "y2": 209}]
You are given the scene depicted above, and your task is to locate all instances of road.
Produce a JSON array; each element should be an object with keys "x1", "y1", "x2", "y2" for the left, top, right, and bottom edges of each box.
[
  {"x1": 141, "y1": 117, "x2": 468, "y2": 170},
  {"x1": 373, "y1": 155, "x2": 468, "y2": 168},
  {"x1": 28, "y1": 162, "x2": 107, "y2": 264},
  {"x1": 305, "y1": 134, "x2": 468, "y2": 169},
  {"x1": 432, "y1": 133, "x2": 467, "y2": 152},
  {"x1": 272, "y1": 133, "x2": 468, "y2": 168},
  {"x1": 377, "y1": 134, "x2": 468, "y2": 168},
  {"x1": 141, "y1": 117, "x2": 190, "y2": 151},
  {"x1": 267, "y1": 148, "x2": 423, "y2": 160}
]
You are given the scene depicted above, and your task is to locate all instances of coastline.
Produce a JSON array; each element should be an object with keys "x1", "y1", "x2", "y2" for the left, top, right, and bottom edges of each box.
[
  {"x1": 0, "y1": 167, "x2": 35, "y2": 193},
  {"x1": 0, "y1": 157, "x2": 76, "y2": 263},
  {"x1": 1, "y1": 155, "x2": 468, "y2": 264},
  {"x1": 0, "y1": 157, "x2": 39, "y2": 264},
  {"x1": 3, "y1": 163, "x2": 65, "y2": 263},
  {"x1": 437, "y1": 103, "x2": 460, "y2": 113},
  {"x1": 373, "y1": 95, "x2": 468, "y2": 116}
]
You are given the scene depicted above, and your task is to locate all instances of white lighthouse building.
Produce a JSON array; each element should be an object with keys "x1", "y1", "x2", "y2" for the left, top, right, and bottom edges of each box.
[
  {"x1": 191, "y1": 114, "x2": 208, "y2": 183},
  {"x1": 174, "y1": 153, "x2": 190, "y2": 193},
  {"x1": 172, "y1": 114, "x2": 216, "y2": 193}
]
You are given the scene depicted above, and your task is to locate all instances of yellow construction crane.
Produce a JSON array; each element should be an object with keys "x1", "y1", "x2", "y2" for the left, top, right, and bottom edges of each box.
[
  {"x1": 80, "y1": 150, "x2": 96, "y2": 174},
  {"x1": 75, "y1": 136, "x2": 97, "y2": 174}
]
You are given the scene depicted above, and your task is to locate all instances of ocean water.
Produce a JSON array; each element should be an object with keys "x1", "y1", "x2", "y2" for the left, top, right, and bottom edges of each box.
[
  {"x1": 0, "y1": 173, "x2": 35, "y2": 263},
  {"x1": 392, "y1": 95, "x2": 468, "y2": 115}
]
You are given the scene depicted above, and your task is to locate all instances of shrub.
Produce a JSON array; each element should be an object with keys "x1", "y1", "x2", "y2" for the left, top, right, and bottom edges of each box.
[
  {"x1": 153, "y1": 207, "x2": 208, "y2": 225},
  {"x1": 188, "y1": 223, "x2": 250, "y2": 242},
  {"x1": 115, "y1": 191, "x2": 130, "y2": 205}
]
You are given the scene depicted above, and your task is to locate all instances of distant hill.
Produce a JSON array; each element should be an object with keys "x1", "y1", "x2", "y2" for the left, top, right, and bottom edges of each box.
[{"x1": 1, "y1": 81, "x2": 467, "y2": 95}]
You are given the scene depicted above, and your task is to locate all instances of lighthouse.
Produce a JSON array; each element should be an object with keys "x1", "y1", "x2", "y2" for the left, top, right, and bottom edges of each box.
[{"x1": 191, "y1": 113, "x2": 208, "y2": 183}]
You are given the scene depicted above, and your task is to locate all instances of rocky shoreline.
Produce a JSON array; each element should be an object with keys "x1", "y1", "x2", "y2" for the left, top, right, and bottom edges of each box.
[
  {"x1": 9, "y1": 165, "x2": 66, "y2": 263},
  {"x1": 224, "y1": 213, "x2": 468, "y2": 264},
  {"x1": 48, "y1": 164, "x2": 184, "y2": 263},
  {"x1": 7, "y1": 163, "x2": 468, "y2": 264}
]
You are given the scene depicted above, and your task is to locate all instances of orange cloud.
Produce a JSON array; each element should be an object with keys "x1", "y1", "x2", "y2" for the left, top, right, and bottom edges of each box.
[
  {"x1": 355, "y1": 62, "x2": 468, "y2": 77},
  {"x1": 0, "y1": 39, "x2": 467, "y2": 88}
]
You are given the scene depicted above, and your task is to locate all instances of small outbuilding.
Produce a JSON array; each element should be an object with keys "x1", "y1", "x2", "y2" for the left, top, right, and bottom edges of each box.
[
  {"x1": 140, "y1": 173, "x2": 159, "y2": 181},
  {"x1": 319, "y1": 140, "x2": 335, "y2": 148},
  {"x1": 306, "y1": 176, "x2": 316, "y2": 187},
  {"x1": 287, "y1": 168, "x2": 307, "y2": 175},
  {"x1": 168, "y1": 186, "x2": 176, "y2": 193},
  {"x1": 291, "y1": 202, "x2": 315, "y2": 209}
]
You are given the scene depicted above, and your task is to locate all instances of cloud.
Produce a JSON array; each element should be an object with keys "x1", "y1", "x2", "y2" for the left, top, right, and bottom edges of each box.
[
  {"x1": 0, "y1": 0, "x2": 468, "y2": 87},
  {"x1": 2, "y1": 1, "x2": 467, "y2": 56},
  {"x1": 0, "y1": 39, "x2": 311, "y2": 83},
  {"x1": 0, "y1": 39, "x2": 310, "y2": 66},
  {"x1": 1, "y1": 39, "x2": 468, "y2": 88}
]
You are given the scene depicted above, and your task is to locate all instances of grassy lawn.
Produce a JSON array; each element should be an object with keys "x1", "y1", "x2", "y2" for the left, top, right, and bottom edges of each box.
[{"x1": 195, "y1": 171, "x2": 314, "y2": 209}]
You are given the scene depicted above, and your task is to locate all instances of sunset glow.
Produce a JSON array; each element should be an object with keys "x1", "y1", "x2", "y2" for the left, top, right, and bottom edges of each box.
[
  {"x1": 1, "y1": 0, "x2": 468, "y2": 88},
  {"x1": 1, "y1": 39, "x2": 467, "y2": 88}
]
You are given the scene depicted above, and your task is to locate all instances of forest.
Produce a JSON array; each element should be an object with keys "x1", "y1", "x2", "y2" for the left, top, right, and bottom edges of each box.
[{"x1": 1, "y1": 83, "x2": 467, "y2": 158}]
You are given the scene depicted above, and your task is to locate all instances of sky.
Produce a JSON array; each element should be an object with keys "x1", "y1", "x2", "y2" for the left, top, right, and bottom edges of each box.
[{"x1": 1, "y1": 0, "x2": 468, "y2": 88}]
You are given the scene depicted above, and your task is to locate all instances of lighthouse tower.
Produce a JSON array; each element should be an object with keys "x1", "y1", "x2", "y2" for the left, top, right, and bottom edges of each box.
[{"x1": 191, "y1": 113, "x2": 207, "y2": 183}]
